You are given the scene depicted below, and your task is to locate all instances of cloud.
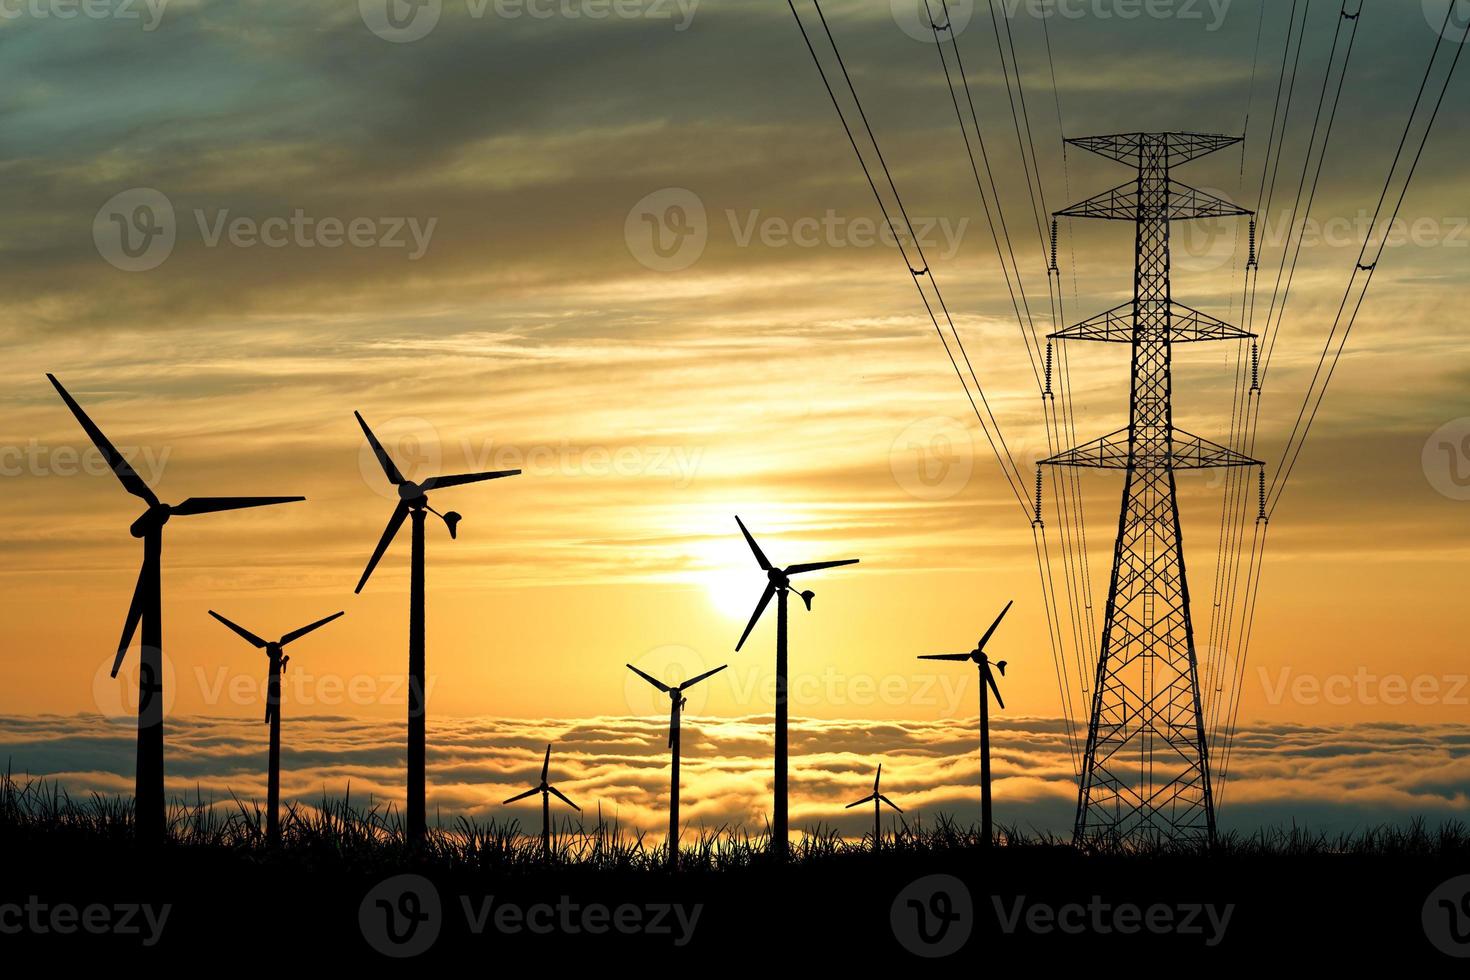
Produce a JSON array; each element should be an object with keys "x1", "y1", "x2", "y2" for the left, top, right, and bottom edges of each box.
[{"x1": 2, "y1": 713, "x2": 1466, "y2": 841}]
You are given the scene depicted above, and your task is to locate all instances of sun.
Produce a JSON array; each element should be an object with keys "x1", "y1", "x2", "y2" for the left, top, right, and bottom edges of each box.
[{"x1": 699, "y1": 531, "x2": 764, "y2": 620}]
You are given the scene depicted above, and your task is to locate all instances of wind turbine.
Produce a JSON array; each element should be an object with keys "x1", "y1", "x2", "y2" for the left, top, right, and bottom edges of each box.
[
  {"x1": 918, "y1": 599, "x2": 1013, "y2": 847},
  {"x1": 207, "y1": 609, "x2": 344, "y2": 843},
  {"x1": 845, "y1": 764, "x2": 902, "y2": 851},
  {"x1": 733, "y1": 515, "x2": 858, "y2": 860},
  {"x1": 626, "y1": 662, "x2": 727, "y2": 869},
  {"x1": 502, "y1": 744, "x2": 581, "y2": 862},
  {"x1": 353, "y1": 410, "x2": 520, "y2": 846},
  {"x1": 47, "y1": 374, "x2": 304, "y2": 841}
]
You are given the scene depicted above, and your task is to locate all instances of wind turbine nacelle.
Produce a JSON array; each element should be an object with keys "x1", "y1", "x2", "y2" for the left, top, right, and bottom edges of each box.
[{"x1": 129, "y1": 504, "x2": 170, "y2": 537}]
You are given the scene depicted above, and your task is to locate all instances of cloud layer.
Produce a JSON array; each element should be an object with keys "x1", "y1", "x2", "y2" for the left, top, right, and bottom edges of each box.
[{"x1": 3, "y1": 713, "x2": 1466, "y2": 841}]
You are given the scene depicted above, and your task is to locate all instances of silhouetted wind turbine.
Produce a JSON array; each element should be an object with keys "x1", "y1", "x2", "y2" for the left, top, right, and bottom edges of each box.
[
  {"x1": 503, "y1": 744, "x2": 581, "y2": 861},
  {"x1": 47, "y1": 374, "x2": 304, "y2": 842},
  {"x1": 918, "y1": 599, "x2": 1012, "y2": 847},
  {"x1": 845, "y1": 764, "x2": 902, "y2": 851},
  {"x1": 353, "y1": 411, "x2": 520, "y2": 846},
  {"x1": 207, "y1": 609, "x2": 344, "y2": 843},
  {"x1": 733, "y1": 515, "x2": 858, "y2": 860},
  {"x1": 626, "y1": 662, "x2": 727, "y2": 869}
]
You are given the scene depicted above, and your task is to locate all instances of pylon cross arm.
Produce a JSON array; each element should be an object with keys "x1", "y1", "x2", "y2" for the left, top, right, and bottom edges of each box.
[
  {"x1": 1055, "y1": 180, "x2": 1251, "y2": 222},
  {"x1": 1050, "y1": 301, "x2": 1255, "y2": 343},
  {"x1": 1041, "y1": 428, "x2": 1261, "y2": 470},
  {"x1": 1066, "y1": 131, "x2": 1242, "y2": 167}
]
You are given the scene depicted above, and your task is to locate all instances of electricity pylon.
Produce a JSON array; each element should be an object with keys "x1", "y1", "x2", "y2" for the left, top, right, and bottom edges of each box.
[{"x1": 1042, "y1": 132, "x2": 1262, "y2": 847}]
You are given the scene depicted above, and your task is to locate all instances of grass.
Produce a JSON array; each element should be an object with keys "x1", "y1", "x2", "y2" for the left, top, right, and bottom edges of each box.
[
  {"x1": 4, "y1": 769, "x2": 1468, "y2": 872},
  {"x1": 6, "y1": 770, "x2": 1467, "y2": 963}
]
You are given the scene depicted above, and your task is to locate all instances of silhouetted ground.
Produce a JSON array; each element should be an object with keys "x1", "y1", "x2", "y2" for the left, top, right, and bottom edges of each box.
[{"x1": 2, "y1": 775, "x2": 1467, "y2": 964}]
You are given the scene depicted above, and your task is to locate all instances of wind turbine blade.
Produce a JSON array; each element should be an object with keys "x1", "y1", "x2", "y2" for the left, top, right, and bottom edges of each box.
[
  {"x1": 547, "y1": 785, "x2": 581, "y2": 812},
  {"x1": 625, "y1": 663, "x2": 670, "y2": 693},
  {"x1": 735, "y1": 582, "x2": 777, "y2": 652},
  {"x1": 986, "y1": 668, "x2": 1006, "y2": 711},
  {"x1": 874, "y1": 764, "x2": 881, "y2": 793},
  {"x1": 207, "y1": 610, "x2": 267, "y2": 648},
  {"x1": 502, "y1": 787, "x2": 539, "y2": 805},
  {"x1": 354, "y1": 501, "x2": 409, "y2": 594},
  {"x1": 784, "y1": 558, "x2": 859, "y2": 576},
  {"x1": 917, "y1": 653, "x2": 973, "y2": 661},
  {"x1": 845, "y1": 795, "x2": 875, "y2": 809},
  {"x1": 879, "y1": 795, "x2": 903, "y2": 814},
  {"x1": 421, "y1": 469, "x2": 521, "y2": 491},
  {"x1": 112, "y1": 561, "x2": 147, "y2": 677},
  {"x1": 734, "y1": 516, "x2": 771, "y2": 570},
  {"x1": 977, "y1": 599, "x2": 1014, "y2": 652},
  {"x1": 678, "y1": 664, "x2": 728, "y2": 691},
  {"x1": 172, "y1": 496, "x2": 304, "y2": 516},
  {"x1": 355, "y1": 411, "x2": 404, "y2": 485},
  {"x1": 541, "y1": 744, "x2": 551, "y2": 782},
  {"x1": 47, "y1": 375, "x2": 158, "y2": 506},
  {"x1": 280, "y1": 610, "x2": 345, "y2": 646}
]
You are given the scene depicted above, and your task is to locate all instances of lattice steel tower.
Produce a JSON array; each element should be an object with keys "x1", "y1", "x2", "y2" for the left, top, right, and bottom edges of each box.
[{"x1": 1043, "y1": 132, "x2": 1260, "y2": 846}]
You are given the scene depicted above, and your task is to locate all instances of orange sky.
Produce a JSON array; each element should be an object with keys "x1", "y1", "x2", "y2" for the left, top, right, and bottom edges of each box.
[{"x1": 1, "y1": 0, "x2": 1468, "y2": 759}]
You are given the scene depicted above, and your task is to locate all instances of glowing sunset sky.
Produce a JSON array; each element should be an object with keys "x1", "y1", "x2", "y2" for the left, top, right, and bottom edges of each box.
[{"x1": 1, "y1": 2, "x2": 1467, "y2": 832}]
